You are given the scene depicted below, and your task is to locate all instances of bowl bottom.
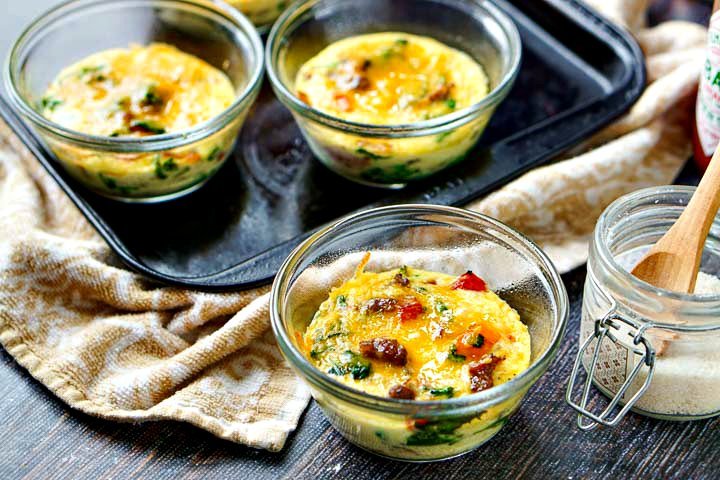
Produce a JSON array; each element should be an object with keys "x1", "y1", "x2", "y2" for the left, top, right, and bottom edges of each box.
[
  {"x1": 327, "y1": 414, "x2": 509, "y2": 462},
  {"x1": 84, "y1": 175, "x2": 212, "y2": 203},
  {"x1": 313, "y1": 387, "x2": 521, "y2": 462},
  {"x1": 321, "y1": 167, "x2": 407, "y2": 190}
]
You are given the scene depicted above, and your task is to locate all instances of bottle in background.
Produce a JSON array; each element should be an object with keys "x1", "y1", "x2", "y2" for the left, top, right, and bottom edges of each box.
[{"x1": 693, "y1": 0, "x2": 720, "y2": 172}]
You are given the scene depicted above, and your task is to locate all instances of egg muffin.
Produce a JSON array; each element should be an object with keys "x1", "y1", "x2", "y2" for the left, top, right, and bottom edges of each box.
[
  {"x1": 294, "y1": 33, "x2": 492, "y2": 185},
  {"x1": 303, "y1": 255, "x2": 531, "y2": 401},
  {"x1": 228, "y1": 0, "x2": 294, "y2": 27},
  {"x1": 40, "y1": 43, "x2": 239, "y2": 199}
]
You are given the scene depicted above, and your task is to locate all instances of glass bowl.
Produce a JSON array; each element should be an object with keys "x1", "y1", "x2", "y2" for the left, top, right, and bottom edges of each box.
[
  {"x1": 270, "y1": 205, "x2": 568, "y2": 461},
  {"x1": 225, "y1": 0, "x2": 296, "y2": 31},
  {"x1": 265, "y1": 0, "x2": 521, "y2": 189},
  {"x1": 5, "y1": 0, "x2": 264, "y2": 202}
]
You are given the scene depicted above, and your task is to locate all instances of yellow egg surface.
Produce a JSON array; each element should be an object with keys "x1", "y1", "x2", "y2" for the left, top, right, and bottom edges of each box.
[
  {"x1": 303, "y1": 255, "x2": 531, "y2": 401},
  {"x1": 41, "y1": 43, "x2": 235, "y2": 137},
  {"x1": 295, "y1": 33, "x2": 488, "y2": 125}
]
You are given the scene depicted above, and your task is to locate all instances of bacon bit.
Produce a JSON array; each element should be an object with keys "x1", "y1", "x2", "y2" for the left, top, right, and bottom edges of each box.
[
  {"x1": 363, "y1": 289, "x2": 422, "y2": 321},
  {"x1": 388, "y1": 384, "x2": 415, "y2": 399},
  {"x1": 363, "y1": 297, "x2": 398, "y2": 314},
  {"x1": 469, "y1": 355, "x2": 502, "y2": 392},
  {"x1": 428, "y1": 82, "x2": 454, "y2": 102},
  {"x1": 454, "y1": 325, "x2": 501, "y2": 360},
  {"x1": 398, "y1": 297, "x2": 423, "y2": 322},
  {"x1": 359, "y1": 338, "x2": 408, "y2": 366},
  {"x1": 334, "y1": 93, "x2": 352, "y2": 112},
  {"x1": 394, "y1": 273, "x2": 409, "y2": 287},
  {"x1": 451, "y1": 271, "x2": 487, "y2": 292},
  {"x1": 298, "y1": 91, "x2": 311, "y2": 105},
  {"x1": 425, "y1": 279, "x2": 437, "y2": 285}
]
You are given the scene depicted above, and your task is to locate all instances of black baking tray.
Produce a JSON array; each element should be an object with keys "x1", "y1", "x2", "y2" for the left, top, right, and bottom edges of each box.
[{"x1": 0, "y1": 0, "x2": 645, "y2": 290}]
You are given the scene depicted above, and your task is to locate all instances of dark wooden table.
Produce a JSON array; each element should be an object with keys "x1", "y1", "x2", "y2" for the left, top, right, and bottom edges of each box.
[{"x1": 1, "y1": 2, "x2": 718, "y2": 479}]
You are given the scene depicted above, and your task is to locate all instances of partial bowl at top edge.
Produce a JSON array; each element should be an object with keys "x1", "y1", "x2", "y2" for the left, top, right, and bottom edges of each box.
[{"x1": 225, "y1": 0, "x2": 298, "y2": 31}]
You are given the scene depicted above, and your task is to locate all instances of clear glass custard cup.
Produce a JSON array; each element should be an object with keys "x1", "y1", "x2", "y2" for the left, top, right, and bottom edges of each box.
[
  {"x1": 265, "y1": 0, "x2": 521, "y2": 189},
  {"x1": 270, "y1": 205, "x2": 568, "y2": 461},
  {"x1": 225, "y1": 0, "x2": 296, "y2": 30},
  {"x1": 5, "y1": 0, "x2": 264, "y2": 202},
  {"x1": 567, "y1": 186, "x2": 720, "y2": 429}
]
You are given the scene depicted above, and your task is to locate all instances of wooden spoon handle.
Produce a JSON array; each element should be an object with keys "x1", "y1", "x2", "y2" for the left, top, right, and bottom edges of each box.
[
  {"x1": 631, "y1": 148, "x2": 720, "y2": 293},
  {"x1": 671, "y1": 148, "x2": 720, "y2": 251},
  {"x1": 675, "y1": 147, "x2": 720, "y2": 245}
]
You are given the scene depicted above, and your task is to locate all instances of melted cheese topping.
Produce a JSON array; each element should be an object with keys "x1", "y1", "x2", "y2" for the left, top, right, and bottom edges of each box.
[
  {"x1": 303, "y1": 260, "x2": 530, "y2": 400},
  {"x1": 41, "y1": 43, "x2": 235, "y2": 137},
  {"x1": 295, "y1": 33, "x2": 489, "y2": 125}
]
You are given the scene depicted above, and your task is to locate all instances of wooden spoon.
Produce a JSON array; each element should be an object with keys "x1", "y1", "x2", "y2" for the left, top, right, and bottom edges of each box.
[{"x1": 631, "y1": 147, "x2": 720, "y2": 293}]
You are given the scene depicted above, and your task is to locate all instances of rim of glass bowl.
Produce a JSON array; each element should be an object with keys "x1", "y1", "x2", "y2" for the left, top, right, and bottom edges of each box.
[
  {"x1": 4, "y1": 0, "x2": 265, "y2": 153},
  {"x1": 595, "y1": 185, "x2": 720, "y2": 313},
  {"x1": 265, "y1": 0, "x2": 522, "y2": 138},
  {"x1": 270, "y1": 204, "x2": 568, "y2": 415}
]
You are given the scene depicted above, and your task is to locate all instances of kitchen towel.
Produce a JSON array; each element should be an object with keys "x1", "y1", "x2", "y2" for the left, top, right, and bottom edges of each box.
[{"x1": 0, "y1": 0, "x2": 706, "y2": 451}]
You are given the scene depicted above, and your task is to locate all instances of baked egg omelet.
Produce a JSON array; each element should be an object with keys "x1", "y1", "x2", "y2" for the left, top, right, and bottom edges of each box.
[
  {"x1": 40, "y1": 43, "x2": 238, "y2": 199},
  {"x1": 303, "y1": 255, "x2": 531, "y2": 401},
  {"x1": 293, "y1": 33, "x2": 492, "y2": 185},
  {"x1": 228, "y1": 0, "x2": 293, "y2": 26}
]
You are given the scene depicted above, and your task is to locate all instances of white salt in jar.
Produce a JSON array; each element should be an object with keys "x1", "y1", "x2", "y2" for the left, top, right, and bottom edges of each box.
[{"x1": 567, "y1": 186, "x2": 720, "y2": 429}]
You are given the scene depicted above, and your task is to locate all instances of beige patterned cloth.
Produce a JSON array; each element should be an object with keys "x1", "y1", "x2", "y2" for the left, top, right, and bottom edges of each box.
[{"x1": 0, "y1": 1, "x2": 706, "y2": 451}]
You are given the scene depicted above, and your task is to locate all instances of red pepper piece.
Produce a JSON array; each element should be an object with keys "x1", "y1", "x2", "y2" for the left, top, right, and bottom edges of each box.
[
  {"x1": 451, "y1": 271, "x2": 487, "y2": 292},
  {"x1": 398, "y1": 298, "x2": 423, "y2": 322},
  {"x1": 413, "y1": 418, "x2": 429, "y2": 428}
]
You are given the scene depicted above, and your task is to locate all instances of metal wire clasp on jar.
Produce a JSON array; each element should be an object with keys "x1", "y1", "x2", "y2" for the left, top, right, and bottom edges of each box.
[{"x1": 566, "y1": 186, "x2": 720, "y2": 430}]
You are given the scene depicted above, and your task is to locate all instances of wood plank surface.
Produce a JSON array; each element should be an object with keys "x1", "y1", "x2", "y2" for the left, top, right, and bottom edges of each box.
[
  {"x1": 1, "y1": 2, "x2": 718, "y2": 479},
  {"x1": 1, "y1": 239, "x2": 718, "y2": 479}
]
